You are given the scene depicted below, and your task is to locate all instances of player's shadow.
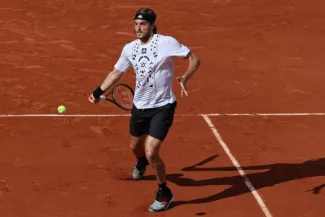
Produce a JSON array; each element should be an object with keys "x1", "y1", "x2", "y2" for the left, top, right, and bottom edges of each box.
[{"x1": 144, "y1": 155, "x2": 325, "y2": 208}]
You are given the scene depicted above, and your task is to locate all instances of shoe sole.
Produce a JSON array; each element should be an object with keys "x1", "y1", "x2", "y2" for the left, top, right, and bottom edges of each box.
[
  {"x1": 133, "y1": 176, "x2": 144, "y2": 180},
  {"x1": 148, "y1": 196, "x2": 175, "y2": 212}
]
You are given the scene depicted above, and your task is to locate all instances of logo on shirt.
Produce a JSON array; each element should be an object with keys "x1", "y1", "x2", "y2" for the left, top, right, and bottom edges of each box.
[{"x1": 141, "y1": 48, "x2": 147, "y2": 54}]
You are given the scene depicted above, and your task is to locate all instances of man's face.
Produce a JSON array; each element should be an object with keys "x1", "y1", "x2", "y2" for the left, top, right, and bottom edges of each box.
[{"x1": 134, "y1": 19, "x2": 153, "y2": 39}]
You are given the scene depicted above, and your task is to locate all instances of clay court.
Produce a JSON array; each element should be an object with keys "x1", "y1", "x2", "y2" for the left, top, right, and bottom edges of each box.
[{"x1": 1, "y1": 0, "x2": 325, "y2": 216}]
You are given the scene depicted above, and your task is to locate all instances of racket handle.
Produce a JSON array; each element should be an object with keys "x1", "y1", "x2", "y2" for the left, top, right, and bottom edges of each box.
[{"x1": 99, "y1": 95, "x2": 105, "y2": 100}]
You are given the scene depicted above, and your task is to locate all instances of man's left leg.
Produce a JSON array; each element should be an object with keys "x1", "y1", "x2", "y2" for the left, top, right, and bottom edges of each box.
[
  {"x1": 145, "y1": 136, "x2": 174, "y2": 212},
  {"x1": 146, "y1": 102, "x2": 177, "y2": 212}
]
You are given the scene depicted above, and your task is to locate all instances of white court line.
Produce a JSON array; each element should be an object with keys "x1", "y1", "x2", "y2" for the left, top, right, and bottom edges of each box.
[
  {"x1": 201, "y1": 115, "x2": 273, "y2": 217},
  {"x1": 0, "y1": 114, "x2": 198, "y2": 117},
  {"x1": 1, "y1": 112, "x2": 325, "y2": 117},
  {"x1": 205, "y1": 113, "x2": 325, "y2": 116}
]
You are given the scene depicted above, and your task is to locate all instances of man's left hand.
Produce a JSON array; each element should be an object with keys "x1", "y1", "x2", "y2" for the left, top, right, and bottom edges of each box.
[{"x1": 176, "y1": 77, "x2": 188, "y2": 97}]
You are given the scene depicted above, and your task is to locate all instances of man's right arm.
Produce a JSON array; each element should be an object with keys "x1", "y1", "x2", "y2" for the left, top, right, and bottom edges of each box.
[
  {"x1": 88, "y1": 68, "x2": 124, "y2": 104},
  {"x1": 88, "y1": 43, "x2": 132, "y2": 103},
  {"x1": 100, "y1": 68, "x2": 124, "y2": 91}
]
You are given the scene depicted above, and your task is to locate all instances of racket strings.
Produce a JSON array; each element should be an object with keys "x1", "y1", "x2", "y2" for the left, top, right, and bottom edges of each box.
[{"x1": 113, "y1": 86, "x2": 134, "y2": 110}]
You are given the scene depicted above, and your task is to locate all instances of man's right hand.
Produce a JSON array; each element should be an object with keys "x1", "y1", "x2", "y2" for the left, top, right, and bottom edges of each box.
[{"x1": 88, "y1": 94, "x2": 100, "y2": 104}]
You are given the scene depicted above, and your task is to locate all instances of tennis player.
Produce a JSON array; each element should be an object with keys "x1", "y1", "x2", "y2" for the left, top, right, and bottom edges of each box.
[{"x1": 88, "y1": 8, "x2": 200, "y2": 212}]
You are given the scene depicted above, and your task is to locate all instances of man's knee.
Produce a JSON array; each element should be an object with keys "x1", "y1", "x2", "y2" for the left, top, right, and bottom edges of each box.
[
  {"x1": 130, "y1": 135, "x2": 146, "y2": 151},
  {"x1": 130, "y1": 139, "x2": 138, "y2": 151},
  {"x1": 145, "y1": 137, "x2": 162, "y2": 164},
  {"x1": 145, "y1": 150, "x2": 161, "y2": 164}
]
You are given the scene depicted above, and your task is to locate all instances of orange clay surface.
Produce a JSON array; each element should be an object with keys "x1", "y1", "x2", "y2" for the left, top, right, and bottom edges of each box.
[{"x1": 1, "y1": 0, "x2": 325, "y2": 216}]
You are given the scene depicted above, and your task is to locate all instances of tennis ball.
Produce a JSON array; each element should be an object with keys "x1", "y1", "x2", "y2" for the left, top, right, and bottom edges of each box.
[{"x1": 57, "y1": 105, "x2": 66, "y2": 114}]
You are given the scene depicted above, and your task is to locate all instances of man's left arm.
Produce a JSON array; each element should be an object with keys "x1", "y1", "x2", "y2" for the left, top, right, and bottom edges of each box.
[{"x1": 176, "y1": 51, "x2": 201, "y2": 97}]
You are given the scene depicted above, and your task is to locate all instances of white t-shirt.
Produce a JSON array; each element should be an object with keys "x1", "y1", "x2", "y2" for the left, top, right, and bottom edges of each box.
[{"x1": 114, "y1": 34, "x2": 190, "y2": 109}]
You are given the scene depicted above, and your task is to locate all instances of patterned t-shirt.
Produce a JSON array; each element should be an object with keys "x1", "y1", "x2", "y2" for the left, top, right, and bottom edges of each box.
[{"x1": 114, "y1": 34, "x2": 190, "y2": 109}]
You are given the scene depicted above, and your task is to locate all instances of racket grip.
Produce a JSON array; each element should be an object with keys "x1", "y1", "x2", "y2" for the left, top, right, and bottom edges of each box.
[{"x1": 99, "y1": 95, "x2": 105, "y2": 100}]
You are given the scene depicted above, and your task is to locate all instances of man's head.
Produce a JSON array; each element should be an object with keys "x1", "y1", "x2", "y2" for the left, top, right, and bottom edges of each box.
[{"x1": 133, "y1": 8, "x2": 157, "y2": 40}]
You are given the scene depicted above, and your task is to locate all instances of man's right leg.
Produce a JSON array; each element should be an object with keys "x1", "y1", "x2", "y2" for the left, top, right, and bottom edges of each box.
[
  {"x1": 129, "y1": 105, "x2": 150, "y2": 180},
  {"x1": 130, "y1": 135, "x2": 149, "y2": 180}
]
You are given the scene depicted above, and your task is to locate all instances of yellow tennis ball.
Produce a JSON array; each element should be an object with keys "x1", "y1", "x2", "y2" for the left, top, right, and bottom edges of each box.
[{"x1": 57, "y1": 105, "x2": 66, "y2": 114}]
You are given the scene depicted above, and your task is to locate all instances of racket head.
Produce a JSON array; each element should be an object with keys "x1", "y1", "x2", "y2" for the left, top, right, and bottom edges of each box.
[{"x1": 111, "y1": 84, "x2": 134, "y2": 110}]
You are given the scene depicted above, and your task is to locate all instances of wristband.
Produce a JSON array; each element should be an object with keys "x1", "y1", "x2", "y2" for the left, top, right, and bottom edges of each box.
[{"x1": 92, "y1": 86, "x2": 104, "y2": 99}]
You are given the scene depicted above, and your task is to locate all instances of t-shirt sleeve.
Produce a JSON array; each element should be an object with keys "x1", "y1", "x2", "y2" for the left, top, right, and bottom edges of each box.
[
  {"x1": 114, "y1": 45, "x2": 132, "y2": 72},
  {"x1": 166, "y1": 36, "x2": 191, "y2": 58}
]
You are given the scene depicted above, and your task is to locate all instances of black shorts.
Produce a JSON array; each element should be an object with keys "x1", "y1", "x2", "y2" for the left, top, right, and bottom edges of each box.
[{"x1": 129, "y1": 101, "x2": 177, "y2": 141}]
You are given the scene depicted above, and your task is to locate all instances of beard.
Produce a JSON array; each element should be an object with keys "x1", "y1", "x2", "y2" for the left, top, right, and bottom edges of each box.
[{"x1": 135, "y1": 30, "x2": 150, "y2": 39}]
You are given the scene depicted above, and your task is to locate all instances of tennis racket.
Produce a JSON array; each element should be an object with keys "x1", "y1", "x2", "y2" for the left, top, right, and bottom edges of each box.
[{"x1": 99, "y1": 83, "x2": 134, "y2": 110}]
